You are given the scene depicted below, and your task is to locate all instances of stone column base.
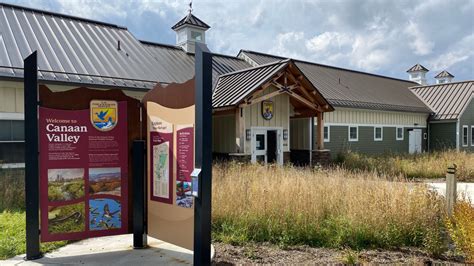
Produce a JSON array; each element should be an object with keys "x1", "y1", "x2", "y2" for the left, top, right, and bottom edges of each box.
[{"x1": 312, "y1": 149, "x2": 331, "y2": 167}]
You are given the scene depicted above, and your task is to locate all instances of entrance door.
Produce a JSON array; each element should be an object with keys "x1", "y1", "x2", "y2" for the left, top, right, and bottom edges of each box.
[
  {"x1": 267, "y1": 130, "x2": 277, "y2": 163},
  {"x1": 409, "y1": 129, "x2": 422, "y2": 154},
  {"x1": 252, "y1": 129, "x2": 267, "y2": 163}
]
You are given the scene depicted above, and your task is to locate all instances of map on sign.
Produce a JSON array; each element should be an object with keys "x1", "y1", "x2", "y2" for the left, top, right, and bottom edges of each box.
[{"x1": 153, "y1": 142, "x2": 170, "y2": 199}]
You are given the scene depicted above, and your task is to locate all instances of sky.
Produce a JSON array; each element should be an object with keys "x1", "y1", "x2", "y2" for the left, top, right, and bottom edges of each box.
[{"x1": 5, "y1": 0, "x2": 473, "y2": 82}]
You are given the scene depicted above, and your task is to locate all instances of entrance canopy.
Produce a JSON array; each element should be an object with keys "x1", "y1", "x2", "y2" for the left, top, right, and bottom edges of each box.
[{"x1": 212, "y1": 59, "x2": 334, "y2": 116}]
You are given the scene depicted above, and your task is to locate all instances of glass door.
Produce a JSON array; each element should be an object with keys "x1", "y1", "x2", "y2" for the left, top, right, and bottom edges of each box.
[{"x1": 252, "y1": 129, "x2": 267, "y2": 163}]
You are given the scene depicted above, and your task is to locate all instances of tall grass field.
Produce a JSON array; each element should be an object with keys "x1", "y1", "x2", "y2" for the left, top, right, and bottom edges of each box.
[{"x1": 212, "y1": 163, "x2": 448, "y2": 255}]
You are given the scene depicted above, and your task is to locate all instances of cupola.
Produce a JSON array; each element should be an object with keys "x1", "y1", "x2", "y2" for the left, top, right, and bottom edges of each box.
[
  {"x1": 406, "y1": 63, "x2": 429, "y2": 85},
  {"x1": 172, "y1": 3, "x2": 210, "y2": 54},
  {"x1": 434, "y1": 70, "x2": 454, "y2": 84}
]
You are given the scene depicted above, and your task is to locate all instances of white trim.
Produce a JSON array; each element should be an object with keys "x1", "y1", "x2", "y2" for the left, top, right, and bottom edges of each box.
[
  {"x1": 324, "y1": 125, "x2": 330, "y2": 142},
  {"x1": 471, "y1": 125, "x2": 474, "y2": 147},
  {"x1": 250, "y1": 126, "x2": 284, "y2": 165},
  {"x1": 374, "y1": 126, "x2": 383, "y2": 141},
  {"x1": 348, "y1": 126, "x2": 358, "y2": 142},
  {"x1": 456, "y1": 120, "x2": 460, "y2": 151},
  {"x1": 319, "y1": 122, "x2": 426, "y2": 128},
  {"x1": 462, "y1": 125, "x2": 469, "y2": 147},
  {"x1": 0, "y1": 113, "x2": 24, "y2": 120},
  {"x1": 0, "y1": 163, "x2": 25, "y2": 169},
  {"x1": 396, "y1": 127, "x2": 404, "y2": 140}
]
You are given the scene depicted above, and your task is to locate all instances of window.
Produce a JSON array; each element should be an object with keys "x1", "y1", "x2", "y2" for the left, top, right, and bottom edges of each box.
[
  {"x1": 349, "y1": 126, "x2": 358, "y2": 141},
  {"x1": 191, "y1": 31, "x2": 202, "y2": 41},
  {"x1": 411, "y1": 73, "x2": 419, "y2": 79},
  {"x1": 374, "y1": 127, "x2": 383, "y2": 141},
  {"x1": 177, "y1": 30, "x2": 186, "y2": 43},
  {"x1": 462, "y1": 125, "x2": 468, "y2": 147},
  {"x1": 471, "y1": 126, "x2": 474, "y2": 146},
  {"x1": 323, "y1": 126, "x2": 330, "y2": 142},
  {"x1": 396, "y1": 127, "x2": 404, "y2": 140},
  {"x1": 0, "y1": 120, "x2": 24, "y2": 142}
]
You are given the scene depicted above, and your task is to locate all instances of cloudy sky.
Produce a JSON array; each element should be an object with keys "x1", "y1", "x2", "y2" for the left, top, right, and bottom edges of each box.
[{"x1": 6, "y1": 0, "x2": 473, "y2": 81}]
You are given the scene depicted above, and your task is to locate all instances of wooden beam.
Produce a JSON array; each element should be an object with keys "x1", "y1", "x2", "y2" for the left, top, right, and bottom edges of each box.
[
  {"x1": 239, "y1": 89, "x2": 284, "y2": 107},
  {"x1": 288, "y1": 91, "x2": 322, "y2": 112},
  {"x1": 316, "y1": 112, "x2": 324, "y2": 150}
]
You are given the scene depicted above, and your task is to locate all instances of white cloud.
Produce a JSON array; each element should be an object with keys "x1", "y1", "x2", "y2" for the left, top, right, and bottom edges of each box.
[
  {"x1": 305, "y1": 32, "x2": 352, "y2": 53},
  {"x1": 429, "y1": 34, "x2": 474, "y2": 71},
  {"x1": 405, "y1": 21, "x2": 434, "y2": 56}
]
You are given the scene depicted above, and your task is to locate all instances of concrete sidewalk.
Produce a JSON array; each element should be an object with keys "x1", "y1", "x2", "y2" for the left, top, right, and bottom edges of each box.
[
  {"x1": 428, "y1": 182, "x2": 474, "y2": 203},
  {"x1": 3, "y1": 234, "x2": 213, "y2": 265}
]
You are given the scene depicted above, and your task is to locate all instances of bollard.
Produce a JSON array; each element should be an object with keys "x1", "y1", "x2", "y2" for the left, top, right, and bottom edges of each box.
[{"x1": 446, "y1": 165, "x2": 457, "y2": 217}]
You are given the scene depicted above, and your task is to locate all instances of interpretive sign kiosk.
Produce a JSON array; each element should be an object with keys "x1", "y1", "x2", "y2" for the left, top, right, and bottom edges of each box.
[
  {"x1": 24, "y1": 43, "x2": 213, "y2": 265},
  {"x1": 143, "y1": 78, "x2": 196, "y2": 250}
]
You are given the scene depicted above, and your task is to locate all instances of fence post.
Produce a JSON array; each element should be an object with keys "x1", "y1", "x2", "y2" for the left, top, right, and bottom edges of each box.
[{"x1": 446, "y1": 165, "x2": 457, "y2": 217}]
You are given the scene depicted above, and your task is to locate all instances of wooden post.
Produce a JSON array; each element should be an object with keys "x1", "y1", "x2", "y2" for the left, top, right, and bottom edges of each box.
[
  {"x1": 316, "y1": 112, "x2": 324, "y2": 150},
  {"x1": 446, "y1": 165, "x2": 457, "y2": 217}
]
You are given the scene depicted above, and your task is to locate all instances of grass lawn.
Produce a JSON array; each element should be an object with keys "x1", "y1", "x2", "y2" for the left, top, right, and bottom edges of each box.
[{"x1": 0, "y1": 211, "x2": 67, "y2": 260}]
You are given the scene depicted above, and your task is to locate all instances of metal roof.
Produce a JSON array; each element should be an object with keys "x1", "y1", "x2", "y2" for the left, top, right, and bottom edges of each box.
[
  {"x1": 141, "y1": 41, "x2": 252, "y2": 87},
  {"x1": 213, "y1": 60, "x2": 289, "y2": 108},
  {"x1": 0, "y1": 2, "x2": 162, "y2": 89},
  {"x1": 411, "y1": 81, "x2": 473, "y2": 120},
  {"x1": 239, "y1": 50, "x2": 431, "y2": 113},
  {"x1": 171, "y1": 12, "x2": 210, "y2": 30},
  {"x1": 406, "y1": 63, "x2": 429, "y2": 73},
  {"x1": 434, "y1": 70, "x2": 454, "y2": 78}
]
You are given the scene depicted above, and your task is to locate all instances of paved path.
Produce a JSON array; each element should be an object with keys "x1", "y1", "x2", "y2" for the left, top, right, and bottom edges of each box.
[
  {"x1": 428, "y1": 182, "x2": 474, "y2": 203},
  {"x1": 3, "y1": 234, "x2": 213, "y2": 265}
]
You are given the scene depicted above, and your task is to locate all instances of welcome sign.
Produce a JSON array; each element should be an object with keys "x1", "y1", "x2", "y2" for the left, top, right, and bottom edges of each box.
[{"x1": 38, "y1": 86, "x2": 138, "y2": 243}]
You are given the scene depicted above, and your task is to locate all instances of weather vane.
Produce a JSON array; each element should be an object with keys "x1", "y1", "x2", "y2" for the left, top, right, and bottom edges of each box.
[{"x1": 188, "y1": 1, "x2": 193, "y2": 14}]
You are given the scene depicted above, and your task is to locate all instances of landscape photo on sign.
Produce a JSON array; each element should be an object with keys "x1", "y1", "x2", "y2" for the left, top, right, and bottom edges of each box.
[
  {"x1": 89, "y1": 167, "x2": 121, "y2": 196},
  {"x1": 47, "y1": 168, "x2": 85, "y2": 202},
  {"x1": 89, "y1": 198, "x2": 122, "y2": 231},
  {"x1": 176, "y1": 181, "x2": 193, "y2": 208},
  {"x1": 262, "y1": 101, "x2": 274, "y2": 120},
  {"x1": 90, "y1": 100, "x2": 118, "y2": 131},
  {"x1": 48, "y1": 202, "x2": 85, "y2": 234}
]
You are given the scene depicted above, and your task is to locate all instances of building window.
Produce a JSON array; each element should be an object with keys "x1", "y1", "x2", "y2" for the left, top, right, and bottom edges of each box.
[
  {"x1": 0, "y1": 120, "x2": 25, "y2": 142},
  {"x1": 396, "y1": 127, "x2": 404, "y2": 140},
  {"x1": 462, "y1": 125, "x2": 468, "y2": 147},
  {"x1": 348, "y1": 126, "x2": 358, "y2": 141},
  {"x1": 323, "y1": 126, "x2": 330, "y2": 142},
  {"x1": 191, "y1": 31, "x2": 202, "y2": 41},
  {"x1": 374, "y1": 127, "x2": 383, "y2": 141},
  {"x1": 471, "y1": 126, "x2": 474, "y2": 146}
]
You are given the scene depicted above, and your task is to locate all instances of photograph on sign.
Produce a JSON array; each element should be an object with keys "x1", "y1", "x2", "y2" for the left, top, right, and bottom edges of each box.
[
  {"x1": 47, "y1": 168, "x2": 85, "y2": 202},
  {"x1": 89, "y1": 167, "x2": 121, "y2": 196},
  {"x1": 89, "y1": 198, "x2": 122, "y2": 231},
  {"x1": 48, "y1": 202, "x2": 85, "y2": 234}
]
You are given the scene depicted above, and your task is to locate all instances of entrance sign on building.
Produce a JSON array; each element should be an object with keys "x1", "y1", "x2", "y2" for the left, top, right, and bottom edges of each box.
[{"x1": 262, "y1": 100, "x2": 274, "y2": 120}]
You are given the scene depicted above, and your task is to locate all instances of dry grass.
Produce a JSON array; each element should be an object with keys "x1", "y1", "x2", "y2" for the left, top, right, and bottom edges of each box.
[
  {"x1": 336, "y1": 150, "x2": 474, "y2": 181},
  {"x1": 0, "y1": 169, "x2": 24, "y2": 211},
  {"x1": 212, "y1": 163, "x2": 447, "y2": 254},
  {"x1": 445, "y1": 199, "x2": 474, "y2": 262}
]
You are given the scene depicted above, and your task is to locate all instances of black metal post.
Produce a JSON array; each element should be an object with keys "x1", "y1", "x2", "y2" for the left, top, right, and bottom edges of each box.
[
  {"x1": 24, "y1": 51, "x2": 42, "y2": 260},
  {"x1": 193, "y1": 43, "x2": 213, "y2": 265},
  {"x1": 133, "y1": 140, "x2": 147, "y2": 249}
]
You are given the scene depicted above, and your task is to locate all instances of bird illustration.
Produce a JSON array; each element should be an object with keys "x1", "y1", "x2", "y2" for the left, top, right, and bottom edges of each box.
[
  {"x1": 95, "y1": 110, "x2": 109, "y2": 121},
  {"x1": 103, "y1": 203, "x2": 120, "y2": 219}
]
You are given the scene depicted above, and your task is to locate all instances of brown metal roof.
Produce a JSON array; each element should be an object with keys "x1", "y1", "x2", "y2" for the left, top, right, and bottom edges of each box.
[
  {"x1": 171, "y1": 12, "x2": 210, "y2": 30},
  {"x1": 434, "y1": 70, "x2": 454, "y2": 78},
  {"x1": 239, "y1": 50, "x2": 431, "y2": 113},
  {"x1": 411, "y1": 81, "x2": 473, "y2": 120},
  {"x1": 406, "y1": 63, "x2": 429, "y2": 73},
  {"x1": 0, "y1": 2, "x2": 161, "y2": 89},
  {"x1": 213, "y1": 59, "x2": 334, "y2": 112}
]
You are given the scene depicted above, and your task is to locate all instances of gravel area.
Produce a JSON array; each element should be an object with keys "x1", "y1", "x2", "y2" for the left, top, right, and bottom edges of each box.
[{"x1": 212, "y1": 242, "x2": 465, "y2": 265}]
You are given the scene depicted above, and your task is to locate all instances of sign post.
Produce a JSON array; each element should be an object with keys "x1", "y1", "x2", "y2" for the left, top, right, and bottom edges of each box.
[
  {"x1": 24, "y1": 51, "x2": 42, "y2": 260},
  {"x1": 193, "y1": 42, "x2": 213, "y2": 265},
  {"x1": 133, "y1": 140, "x2": 147, "y2": 248}
]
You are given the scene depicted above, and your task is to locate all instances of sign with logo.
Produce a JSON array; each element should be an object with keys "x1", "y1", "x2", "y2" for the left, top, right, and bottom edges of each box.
[
  {"x1": 262, "y1": 100, "x2": 274, "y2": 120},
  {"x1": 37, "y1": 86, "x2": 136, "y2": 243},
  {"x1": 90, "y1": 100, "x2": 118, "y2": 131}
]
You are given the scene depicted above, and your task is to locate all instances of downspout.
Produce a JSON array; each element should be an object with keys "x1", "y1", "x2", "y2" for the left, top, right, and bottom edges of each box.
[{"x1": 309, "y1": 117, "x2": 313, "y2": 166}]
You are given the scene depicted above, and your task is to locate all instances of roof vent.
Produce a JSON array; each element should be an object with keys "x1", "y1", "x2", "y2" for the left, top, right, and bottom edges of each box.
[
  {"x1": 407, "y1": 63, "x2": 429, "y2": 85},
  {"x1": 117, "y1": 40, "x2": 121, "y2": 51},
  {"x1": 434, "y1": 70, "x2": 454, "y2": 84}
]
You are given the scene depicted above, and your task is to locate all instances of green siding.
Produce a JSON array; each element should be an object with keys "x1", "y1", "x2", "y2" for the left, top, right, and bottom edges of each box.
[
  {"x1": 315, "y1": 125, "x2": 427, "y2": 156},
  {"x1": 429, "y1": 122, "x2": 457, "y2": 151},
  {"x1": 459, "y1": 98, "x2": 474, "y2": 152}
]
